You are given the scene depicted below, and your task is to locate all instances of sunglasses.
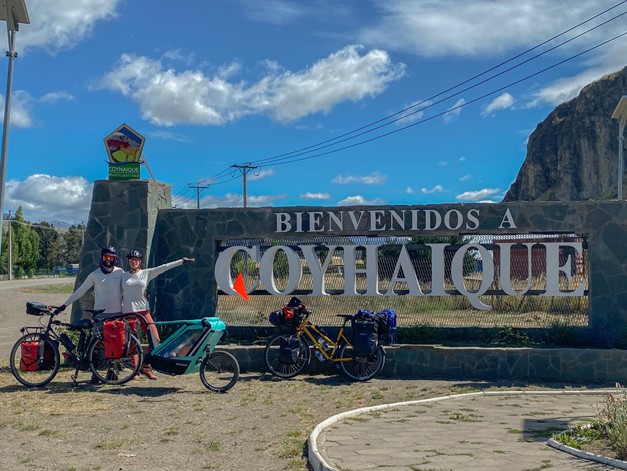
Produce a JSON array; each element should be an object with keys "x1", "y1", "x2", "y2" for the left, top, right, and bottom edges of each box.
[
  {"x1": 102, "y1": 254, "x2": 116, "y2": 261},
  {"x1": 128, "y1": 257, "x2": 141, "y2": 262}
]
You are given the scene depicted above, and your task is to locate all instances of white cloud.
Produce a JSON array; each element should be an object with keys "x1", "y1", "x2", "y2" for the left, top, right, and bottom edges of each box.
[
  {"x1": 95, "y1": 45, "x2": 406, "y2": 126},
  {"x1": 456, "y1": 188, "x2": 500, "y2": 201},
  {"x1": 443, "y1": 99, "x2": 465, "y2": 123},
  {"x1": 6, "y1": 174, "x2": 91, "y2": 223},
  {"x1": 240, "y1": 0, "x2": 352, "y2": 25},
  {"x1": 196, "y1": 192, "x2": 285, "y2": 208},
  {"x1": 337, "y1": 195, "x2": 385, "y2": 206},
  {"x1": 248, "y1": 169, "x2": 276, "y2": 181},
  {"x1": 358, "y1": 1, "x2": 622, "y2": 57},
  {"x1": 332, "y1": 172, "x2": 386, "y2": 185},
  {"x1": 147, "y1": 130, "x2": 193, "y2": 143},
  {"x1": 460, "y1": 174, "x2": 471, "y2": 181},
  {"x1": 300, "y1": 192, "x2": 331, "y2": 200},
  {"x1": 241, "y1": 0, "x2": 311, "y2": 25},
  {"x1": 421, "y1": 185, "x2": 444, "y2": 194},
  {"x1": 356, "y1": 1, "x2": 627, "y2": 107},
  {"x1": 405, "y1": 186, "x2": 414, "y2": 194},
  {"x1": 0, "y1": 91, "x2": 35, "y2": 128},
  {"x1": 395, "y1": 100, "x2": 432, "y2": 125},
  {"x1": 482, "y1": 93, "x2": 515, "y2": 117},
  {"x1": 437, "y1": 161, "x2": 447, "y2": 166},
  {"x1": 12, "y1": 0, "x2": 121, "y2": 54},
  {"x1": 39, "y1": 91, "x2": 74, "y2": 104}
]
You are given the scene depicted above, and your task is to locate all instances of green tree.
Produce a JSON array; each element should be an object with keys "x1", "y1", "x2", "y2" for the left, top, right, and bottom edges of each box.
[
  {"x1": 0, "y1": 207, "x2": 40, "y2": 275},
  {"x1": 62, "y1": 223, "x2": 85, "y2": 264},
  {"x1": 34, "y1": 221, "x2": 63, "y2": 270}
]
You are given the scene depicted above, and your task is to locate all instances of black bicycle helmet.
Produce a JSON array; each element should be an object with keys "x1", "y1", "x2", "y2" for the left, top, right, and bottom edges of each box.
[
  {"x1": 127, "y1": 249, "x2": 143, "y2": 260},
  {"x1": 99, "y1": 246, "x2": 118, "y2": 273},
  {"x1": 101, "y1": 246, "x2": 117, "y2": 258}
]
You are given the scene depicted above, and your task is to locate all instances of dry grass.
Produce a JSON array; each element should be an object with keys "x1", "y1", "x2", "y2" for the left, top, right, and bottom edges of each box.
[{"x1": 0, "y1": 361, "x2": 588, "y2": 471}]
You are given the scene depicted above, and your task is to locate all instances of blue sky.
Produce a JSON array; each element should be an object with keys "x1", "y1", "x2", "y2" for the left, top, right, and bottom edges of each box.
[{"x1": 1, "y1": 0, "x2": 626, "y2": 224}]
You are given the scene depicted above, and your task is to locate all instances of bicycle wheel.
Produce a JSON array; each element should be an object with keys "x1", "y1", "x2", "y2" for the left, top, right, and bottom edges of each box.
[
  {"x1": 88, "y1": 334, "x2": 143, "y2": 385},
  {"x1": 264, "y1": 333, "x2": 310, "y2": 379},
  {"x1": 199, "y1": 350, "x2": 240, "y2": 393},
  {"x1": 10, "y1": 333, "x2": 60, "y2": 387},
  {"x1": 337, "y1": 343, "x2": 385, "y2": 382}
]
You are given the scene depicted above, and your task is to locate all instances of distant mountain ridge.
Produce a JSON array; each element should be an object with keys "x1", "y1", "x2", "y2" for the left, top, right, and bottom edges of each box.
[{"x1": 504, "y1": 66, "x2": 627, "y2": 202}]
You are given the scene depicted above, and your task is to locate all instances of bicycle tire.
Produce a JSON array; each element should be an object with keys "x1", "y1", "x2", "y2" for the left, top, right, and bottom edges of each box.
[
  {"x1": 264, "y1": 333, "x2": 310, "y2": 379},
  {"x1": 10, "y1": 333, "x2": 60, "y2": 387},
  {"x1": 199, "y1": 350, "x2": 240, "y2": 393},
  {"x1": 88, "y1": 333, "x2": 143, "y2": 385},
  {"x1": 337, "y1": 343, "x2": 385, "y2": 382}
]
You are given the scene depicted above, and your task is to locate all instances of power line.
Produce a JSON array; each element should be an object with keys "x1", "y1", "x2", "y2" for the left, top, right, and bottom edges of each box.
[
  {"x1": 231, "y1": 164, "x2": 258, "y2": 208},
  {"x1": 248, "y1": 1, "x2": 627, "y2": 167},
  {"x1": 181, "y1": 2, "x2": 627, "y2": 197},
  {"x1": 187, "y1": 182, "x2": 211, "y2": 209},
  {"x1": 260, "y1": 30, "x2": 627, "y2": 167},
  {"x1": 250, "y1": 9, "x2": 627, "y2": 167}
]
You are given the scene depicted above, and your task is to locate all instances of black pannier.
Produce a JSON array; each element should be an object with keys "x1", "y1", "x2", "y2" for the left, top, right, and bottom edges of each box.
[
  {"x1": 351, "y1": 310, "x2": 378, "y2": 356},
  {"x1": 278, "y1": 335, "x2": 301, "y2": 364}
]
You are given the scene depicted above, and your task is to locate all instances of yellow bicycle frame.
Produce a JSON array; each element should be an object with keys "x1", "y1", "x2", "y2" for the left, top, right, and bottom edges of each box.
[{"x1": 294, "y1": 318, "x2": 353, "y2": 363}]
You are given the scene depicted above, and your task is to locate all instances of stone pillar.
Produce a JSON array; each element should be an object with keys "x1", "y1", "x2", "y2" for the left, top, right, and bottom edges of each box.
[{"x1": 70, "y1": 179, "x2": 171, "y2": 322}]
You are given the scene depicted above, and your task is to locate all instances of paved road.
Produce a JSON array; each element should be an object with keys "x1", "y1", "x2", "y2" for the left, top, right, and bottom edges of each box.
[
  {"x1": 310, "y1": 390, "x2": 627, "y2": 471},
  {"x1": 0, "y1": 277, "x2": 73, "y2": 361}
]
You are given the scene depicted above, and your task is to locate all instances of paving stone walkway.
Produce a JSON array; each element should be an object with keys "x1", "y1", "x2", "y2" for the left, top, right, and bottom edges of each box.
[{"x1": 310, "y1": 390, "x2": 627, "y2": 471}]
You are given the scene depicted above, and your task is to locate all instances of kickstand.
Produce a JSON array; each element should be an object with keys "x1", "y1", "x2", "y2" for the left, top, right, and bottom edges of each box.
[{"x1": 71, "y1": 365, "x2": 80, "y2": 387}]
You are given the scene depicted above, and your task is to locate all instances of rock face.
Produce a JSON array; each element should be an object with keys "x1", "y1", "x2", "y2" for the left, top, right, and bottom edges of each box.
[{"x1": 504, "y1": 66, "x2": 627, "y2": 202}]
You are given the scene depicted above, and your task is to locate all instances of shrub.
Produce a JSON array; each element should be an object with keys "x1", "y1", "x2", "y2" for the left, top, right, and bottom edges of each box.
[{"x1": 598, "y1": 391, "x2": 627, "y2": 460}]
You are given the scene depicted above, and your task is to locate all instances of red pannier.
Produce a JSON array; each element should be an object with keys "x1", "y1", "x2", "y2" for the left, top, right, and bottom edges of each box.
[
  {"x1": 20, "y1": 340, "x2": 54, "y2": 371},
  {"x1": 103, "y1": 320, "x2": 128, "y2": 359},
  {"x1": 20, "y1": 341, "x2": 40, "y2": 371}
]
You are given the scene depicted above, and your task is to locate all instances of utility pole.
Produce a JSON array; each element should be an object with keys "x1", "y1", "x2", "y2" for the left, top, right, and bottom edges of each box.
[
  {"x1": 7, "y1": 209, "x2": 12, "y2": 280},
  {"x1": 188, "y1": 182, "x2": 210, "y2": 209},
  {"x1": 231, "y1": 164, "x2": 258, "y2": 208}
]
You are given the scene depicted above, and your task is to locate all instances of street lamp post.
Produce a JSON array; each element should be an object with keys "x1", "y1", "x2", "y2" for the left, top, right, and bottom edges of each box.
[
  {"x1": 0, "y1": 0, "x2": 29, "y2": 271},
  {"x1": 611, "y1": 95, "x2": 627, "y2": 200}
]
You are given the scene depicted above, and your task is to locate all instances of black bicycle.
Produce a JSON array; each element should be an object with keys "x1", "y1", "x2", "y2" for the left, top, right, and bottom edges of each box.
[{"x1": 9, "y1": 301, "x2": 144, "y2": 388}]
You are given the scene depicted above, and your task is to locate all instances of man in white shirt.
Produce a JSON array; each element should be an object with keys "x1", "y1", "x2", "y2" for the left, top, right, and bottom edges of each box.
[
  {"x1": 55, "y1": 246, "x2": 123, "y2": 315},
  {"x1": 54, "y1": 246, "x2": 123, "y2": 384}
]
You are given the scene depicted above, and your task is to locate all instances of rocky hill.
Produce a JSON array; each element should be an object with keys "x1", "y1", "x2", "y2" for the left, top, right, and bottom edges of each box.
[{"x1": 503, "y1": 66, "x2": 627, "y2": 202}]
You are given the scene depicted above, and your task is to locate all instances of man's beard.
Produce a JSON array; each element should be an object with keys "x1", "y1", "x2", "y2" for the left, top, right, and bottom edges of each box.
[{"x1": 101, "y1": 260, "x2": 114, "y2": 273}]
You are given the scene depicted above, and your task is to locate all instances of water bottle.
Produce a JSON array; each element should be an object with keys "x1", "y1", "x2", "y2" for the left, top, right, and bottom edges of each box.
[
  {"x1": 318, "y1": 337, "x2": 330, "y2": 353},
  {"x1": 59, "y1": 333, "x2": 76, "y2": 352},
  {"x1": 314, "y1": 349, "x2": 325, "y2": 362}
]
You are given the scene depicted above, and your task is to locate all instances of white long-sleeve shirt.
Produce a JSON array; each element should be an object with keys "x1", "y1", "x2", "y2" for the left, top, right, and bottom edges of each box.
[
  {"x1": 121, "y1": 259, "x2": 184, "y2": 313},
  {"x1": 63, "y1": 266, "x2": 124, "y2": 314}
]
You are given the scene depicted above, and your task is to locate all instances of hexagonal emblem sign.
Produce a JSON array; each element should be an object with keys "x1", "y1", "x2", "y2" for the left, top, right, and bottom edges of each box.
[{"x1": 104, "y1": 123, "x2": 145, "y2": 180}]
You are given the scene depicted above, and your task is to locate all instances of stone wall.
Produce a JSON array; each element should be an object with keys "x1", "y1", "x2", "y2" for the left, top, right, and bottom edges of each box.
[
  {"x1": 225, "y1": 344, "x2": 627, "y2": 383},
  {"x1": 150, "y1": 201, "x2": 627, "y2": 346},
  {"x1": 74, "y1": 180, "x2": 627, "y2": 348}
]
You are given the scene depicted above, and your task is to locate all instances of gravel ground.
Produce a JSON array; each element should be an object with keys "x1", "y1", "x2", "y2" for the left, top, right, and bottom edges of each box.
[{"x1": 0, "y1": 279, "x2": 615, "y2": 471}]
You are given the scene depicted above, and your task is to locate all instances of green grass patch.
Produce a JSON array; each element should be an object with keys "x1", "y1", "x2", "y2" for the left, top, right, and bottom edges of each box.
[{"x1": 21, "y1": 282, "x2": 74, "y2": 294}]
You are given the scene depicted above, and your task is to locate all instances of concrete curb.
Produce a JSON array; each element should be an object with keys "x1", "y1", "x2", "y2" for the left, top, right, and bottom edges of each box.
[
  {"x1": 307, "y1": 388, "x2": 625, "y2": 471},
  {"x1": 547, "y1": 438, "x2": 627, "y2": 470}
]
